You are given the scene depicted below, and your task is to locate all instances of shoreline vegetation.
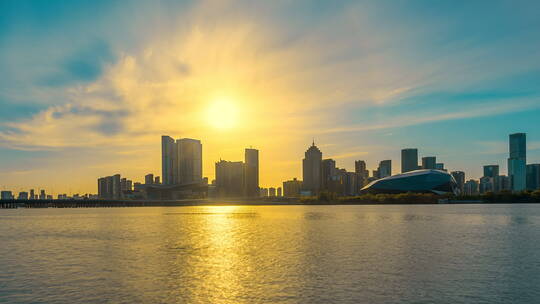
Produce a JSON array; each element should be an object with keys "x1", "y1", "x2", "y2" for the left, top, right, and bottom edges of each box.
[
  {"x1": 2, "y1": 190, "x2": 540, "y2": 208},
  {"x1": 301, "y1": 190, "x2": 540, "y2": 204}
]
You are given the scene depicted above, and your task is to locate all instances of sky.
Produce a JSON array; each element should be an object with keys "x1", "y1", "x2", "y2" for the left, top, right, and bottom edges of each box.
[{"x1": 1, "y1": 0, "x2": 540, "y2": 195}]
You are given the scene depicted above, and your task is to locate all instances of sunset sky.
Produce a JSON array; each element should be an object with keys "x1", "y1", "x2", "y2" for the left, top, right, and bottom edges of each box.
[{"x1": 1, "y1": 0, "x2": 540, "y2": 194}]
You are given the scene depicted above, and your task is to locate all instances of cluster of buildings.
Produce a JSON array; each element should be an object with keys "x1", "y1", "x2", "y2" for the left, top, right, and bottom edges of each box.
[
  {"x1": 97, "y1": 136, "x2": 205, "y2": 200},
  {"x1": 463, "y1": 133, "x2": 540, "y2": 195},
  {"x1": 0, "y1": 189, "x2": 93, "y2": 201},
  {"x1": 2, "y1": 132, "x2": 539, "y2": 201},
  {"x1": 212, "y1": 148, "x2": 259, "y2": 197},
  {"x1": 281, "y1": 133, "x2": 539, "y2": 197},
  {"x1": 281, "y1": 141, "x2": 456, "y2": 197}
]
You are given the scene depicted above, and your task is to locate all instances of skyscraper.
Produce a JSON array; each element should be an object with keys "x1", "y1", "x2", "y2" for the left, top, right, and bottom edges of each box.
[
  {"x1": 526, "y1": 164, "x2": 540, "y2": 190},
  {"x1": 215, "y1": 160, "x2": 244, "y2": 197},
  {"x1": 145, "y1": 174, "x2": 154, "y2": 185},
  {"x1": 322, "y1": 158, "x2": 337, "y2": 191},
  {"x1": 302, "y1": 141, "x2": 322, "y2": 195},
  {"x1": 162, "y1": 136, "x2": 203, "y2": 185},
  {"x1": 112, "y1": 174, "x2": 121, "y2": 199},
  {"x1": 161, "y1": 136, "x2": 176, "y2": 185},
  {"x1": 378, "y1": 160, "x2": 392, "y2": 178},
  {"x1": 451, "y1": 171, "x2": 465, "y2": 194},
  {"x1": 401, "y1": 148, "x2": 418, "y2": 173},
  {"x1": 244, "y1": 148, "x2": 259, "y2": 197},
  {"x1": 508, "y1": 133, "x2": 526, "y2": 191},
  {"x1": 355, "y1": 160, "x2": 368, "y2": 177},
  {"x1": 355, "y1": 160, "x2": 369, "y2": 187},
  {"x1": 176, "y1": 138, "x2": 202, "y2": 184},
  {"x1": 422, "y1": 156, "x2": 436, "y2": 169},
  {"x1": 483, "y1": 165, "x2": 499, "y2": 178}
]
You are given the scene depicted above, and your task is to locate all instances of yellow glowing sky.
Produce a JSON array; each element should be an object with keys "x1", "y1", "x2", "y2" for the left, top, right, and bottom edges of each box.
[{"x1": 2, "y1": 1, "x2": 540, "y2": 195}]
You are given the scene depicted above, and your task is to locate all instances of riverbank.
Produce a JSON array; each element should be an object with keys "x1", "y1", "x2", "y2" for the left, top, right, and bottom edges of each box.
[{"x1": 2, "y1": 192, "x2": 540, "y2": 208}]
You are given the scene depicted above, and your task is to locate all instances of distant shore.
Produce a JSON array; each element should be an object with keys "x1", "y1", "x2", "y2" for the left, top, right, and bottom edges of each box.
[{"x1": 1, "y1": 196, "x2": 540, "y2": 209}]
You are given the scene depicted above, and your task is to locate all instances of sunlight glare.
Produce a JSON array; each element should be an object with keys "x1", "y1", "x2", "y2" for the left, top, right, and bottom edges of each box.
[{"x1": 206, "y1": 97, "x2": 239, "y2": 130}]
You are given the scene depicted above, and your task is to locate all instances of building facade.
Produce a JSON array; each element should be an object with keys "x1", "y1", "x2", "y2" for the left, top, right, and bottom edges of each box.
[
  {"x1": 508, "y1": 133, "x2": 526, "y2": 192},
  {"x1": 283, "y1": 178, "x2": 302, "y2": 197},
  {"x1": 526, "y1": 164, "x2": 540, "y2": 190},
  {"x1": 401, "y1": 148, "x2": 418, "y2": 173},
  {"x1": 302, "y1": 142, "x2": 322, "y2": 195},
  {"x1": 378, "y1": 160, "x2": 392, "y2": 178},
  {"x1": 176, "y1": 138, "x2": 202, "y2": 184},
  {"x1": 161, "y1": 135, "x2": 176, "y2": 185},
  {"x1": 422, "y1": 157, "x2": 436, "y2": 170},
  {"x1": 450, "y1": 171, "x2": 465, "y2": 194},
  {"x1": 244, "y1": 148, "x2": 259, "y2": 197},
  {"x1": 215, "y1": 160, "x2": 244, "y2": 197}
]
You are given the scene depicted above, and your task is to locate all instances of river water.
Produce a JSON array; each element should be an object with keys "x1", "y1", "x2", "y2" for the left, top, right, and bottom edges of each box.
[{"x1": 1, "y1": 204, "x2": 539, "y2": 303}]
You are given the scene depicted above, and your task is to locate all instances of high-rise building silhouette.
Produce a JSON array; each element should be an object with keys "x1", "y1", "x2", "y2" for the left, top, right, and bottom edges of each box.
[
  {"x1": 176, "y1": 138, "x2": 202, "y2": 184},
  {"x1": 321, "y1": 159, "x2": 337, "y2": 191},
  {"x1": 526, "y1": 164, "x2": 540, "y2": 190},
  {"x1": 483, "y1": 165, "x2": 499, "y2": 178},
  {"x1": 508, "y1": 133, "x2": 526, "y2": 191},
  {"x1": 145, "y1": 174, "x2": 154, "y2": 185},
  {"x1": 451, "y1": 171, "x2": 465, "y2": 194},
  {"x1": 244, "y1": 148, "x2": 259, "y2": 197},
  {"x1": 215, "y1": 160, "x2": 244, "y2": 197},
  {"x1": 302, "y1": 141, "x2": 322, "y2": 194},
  {"x1": 283, "y1": 178, "x2": 302, "y2": 197},
  {"x1": 112, "y1": 174, "x2": 121, "y2": 199},
  {"x1": 378, "y1": 160, "x2": 392, "y2": 178},
  {"x1": 422, "y1": 156, "x2": 436, "y2": 169},
  {"x1": 355, "y1": 160, "x2": 368, "y2": 177},
  {"x1": 162, "y1": 136, "x2": 202, "y2": 185},
  {"x1": 161, "y1": 136, "x2": 176, "y2": 185},
  {"x1": 401, "y1": 148, "x2": 418, "y2": 173},
  {"x1": 464, "y1": 179, "x2": 479, "y2": 195}
]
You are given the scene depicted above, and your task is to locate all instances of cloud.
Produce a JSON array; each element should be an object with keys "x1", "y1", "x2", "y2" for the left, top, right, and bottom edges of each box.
[
  {"x1": 1, "y1": 0, "x2": 540, "y2": 191},
  {"x1": 38, "y1": 40, "x2": 116, "y2": 87},
  {"x1": 316, "y1": 97, "x2": 540, "y2": 134}
]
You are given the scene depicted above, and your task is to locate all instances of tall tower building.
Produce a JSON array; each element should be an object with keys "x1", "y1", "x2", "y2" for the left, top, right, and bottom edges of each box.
[
  {"x1": 161, "y1": 136, "x2": 176, "y2": 185},
  {"x1": 176, "y1": 138, "x2": 202, "y2": 184},
  {"x1": 378, "y1": 160, "x2": 392, "y2": 178},
  {"x1": 355, "y1": 160, "x2": 368, "y2": 178},
  {"x1": 401, "y1": 148, "x2": 418, "y2": 173},
  {"x1": 244, "y1": 148, "x2": 259, "y2": 197},
  {"x1": 215, "y1": 160, "x2": 245, "y2": 197},
  {"x1": 322, "y1": 159, "x2": 337, "y2": 191},
  {"x1": 451, "y1": 171, "x2": 465, "y2": 194},
  {"x1": 526, "y1": 164, "x2": 540, "y2": 190},
  {"x1": 112, "y1": 174, "x2": 121, "y2": 199},
  {"x1": 508, "y1": 133, "x2": 526, "y2": 191},
  {"x1": 422, "y1": 156, "x2": 436, "y2": 170},
  {"x1": 302, "y1": 141, "x2": 322, "y2": 195}
]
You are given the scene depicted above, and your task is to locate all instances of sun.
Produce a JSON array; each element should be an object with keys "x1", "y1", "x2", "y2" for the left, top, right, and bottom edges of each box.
[{"x1": 206, "y1": 98, "x2": 239, "y2": 130}]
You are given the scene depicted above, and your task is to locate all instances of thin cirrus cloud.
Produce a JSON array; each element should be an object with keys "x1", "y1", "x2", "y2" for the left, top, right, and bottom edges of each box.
[{"x1": 0, "y1": 0, "x2": 540, "y2": 191}]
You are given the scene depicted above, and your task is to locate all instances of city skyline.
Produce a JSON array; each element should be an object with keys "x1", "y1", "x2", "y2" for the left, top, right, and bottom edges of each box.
[
  {"x1": 2, "y1": 1, "x2": 540, "y2": 193},
  {"x1": 3, "y1": 131, "x2": 539, "y2": 198}
]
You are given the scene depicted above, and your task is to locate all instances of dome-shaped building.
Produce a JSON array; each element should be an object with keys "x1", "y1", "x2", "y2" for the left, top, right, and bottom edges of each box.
[{"x1": 360, "y1": 169, "x2": 458, "y2": 195}]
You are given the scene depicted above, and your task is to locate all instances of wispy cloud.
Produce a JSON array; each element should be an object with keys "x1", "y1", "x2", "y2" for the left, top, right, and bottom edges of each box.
[
  {"x1": 316, "y1": 97, "x2": 540, "y2": 134},
  {"x1": 1, "y1": 0, "x2": 540, "y2": 190}
]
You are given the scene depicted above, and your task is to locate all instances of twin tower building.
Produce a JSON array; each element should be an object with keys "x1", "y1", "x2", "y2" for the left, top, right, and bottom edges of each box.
[{"x1": 161, "y1": 136, "x2": 260, "y2": 198}]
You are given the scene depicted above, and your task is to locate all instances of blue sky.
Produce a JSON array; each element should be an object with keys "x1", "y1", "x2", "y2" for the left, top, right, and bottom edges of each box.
[{"x1": 1, "y1": 0, "x2": 540, "y2": 194}]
